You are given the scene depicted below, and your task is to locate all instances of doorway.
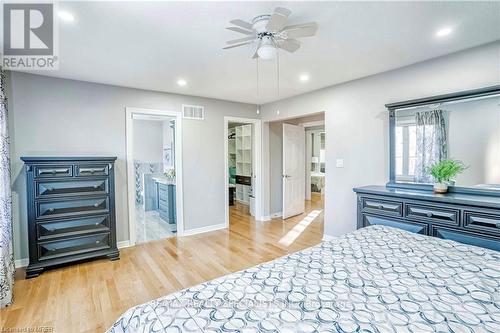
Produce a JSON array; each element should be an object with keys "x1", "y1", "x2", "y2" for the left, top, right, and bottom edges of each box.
[
  {"x1": 268, "y1": 112, "x2": 325, "y2": 220},
  {"x1": 224, "y1": 117, "x2": 262, "y2": 227},
  {"x1": 126, "y1": 108, "x2": 184, "y2": 245}
]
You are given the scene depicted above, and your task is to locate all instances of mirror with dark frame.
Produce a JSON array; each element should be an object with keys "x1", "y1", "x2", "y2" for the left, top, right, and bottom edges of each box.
[{"x1": 387, "y1": 85, "x2": 500, "y2": 195}]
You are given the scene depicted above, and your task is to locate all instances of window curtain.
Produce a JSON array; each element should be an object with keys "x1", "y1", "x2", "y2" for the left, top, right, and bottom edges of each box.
[
  {"x1": 414, "y1": 109, "x2": 447, "y2": 183},
  {"x1": 415, "y1": 110, "x2": 448, "y2": 183},
  {"x1": 0, "y1": 68, "x2": 14, "y2": 308}
]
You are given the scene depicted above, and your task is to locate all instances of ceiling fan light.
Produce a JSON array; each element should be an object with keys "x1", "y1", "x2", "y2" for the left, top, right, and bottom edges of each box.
[{"x1": 257, "y1": 44, "x2": 277, "y2": 60}]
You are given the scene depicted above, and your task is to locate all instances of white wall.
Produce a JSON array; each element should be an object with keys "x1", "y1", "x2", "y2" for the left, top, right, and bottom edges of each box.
[
  {"x1": 132, "y1": 119, "x2": 164, "y2": 163},
  {"x1": 260, "y1": 41, "x2": 500, "y2": 237},
  {"x1": 6, "y1": 72, "x2": 258, "y2": 260}
]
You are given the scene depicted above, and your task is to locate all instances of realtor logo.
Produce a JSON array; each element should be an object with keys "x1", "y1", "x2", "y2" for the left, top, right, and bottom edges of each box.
[{"x1": 2, "y1": 2, "x2": 59, "y2": 70}]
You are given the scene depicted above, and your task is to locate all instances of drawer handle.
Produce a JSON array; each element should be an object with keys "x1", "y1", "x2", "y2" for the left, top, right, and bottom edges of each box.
[
  {"x1": 95, "y1": 240, "x2": 100, "y2": 244},
  {"x1": 48, "y1": 208, "x2": 55, "y2": 212},
  {"x1": 93, "y1": 185, "x2": 99, "y2": 189},
  {"x1": 95, "y1": 222, "x2": 100, "y2": 226},
  {"x1": 496, "y1": 223, "x2": 500, "y2": 229},
  {"x1": 93, "y1": 203, "x2": 99, "y2": 208},
  {"x1": 47, "y1": 187, "x2": 54, "y2": 191},
  {"x1": 426, "y1": 212, "x2": 434, "y2": 218},
  {"x1": 80, "y1": 167, "x2": 105, "y2": 174},
  {"x1": 39, "y1": 169, "x2": 69, "y2": 175},
  {"x1": 377, "y1": 204, "x2": 384, "y2": 209}
]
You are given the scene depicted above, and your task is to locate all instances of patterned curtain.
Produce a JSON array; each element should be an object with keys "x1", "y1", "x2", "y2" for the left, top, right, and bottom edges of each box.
[
  {"x1": 0, "y1": 68, "x2": 14, "y2": 308},
  {"x1": 414, "y1": 110, "x2": 448, "y2": 183}
]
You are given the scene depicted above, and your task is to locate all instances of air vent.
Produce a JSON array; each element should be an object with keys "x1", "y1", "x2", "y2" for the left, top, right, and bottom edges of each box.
[{"x1": 182, "y1": 104, "x2": 204, "y2": 120}]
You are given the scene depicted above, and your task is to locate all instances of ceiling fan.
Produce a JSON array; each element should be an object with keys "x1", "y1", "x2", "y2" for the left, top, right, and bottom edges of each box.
[{"x1": 223, "y1": 7, "x2": 318, "y2": 60}]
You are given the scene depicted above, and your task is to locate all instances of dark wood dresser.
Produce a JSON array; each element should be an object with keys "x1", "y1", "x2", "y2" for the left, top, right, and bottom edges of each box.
[
  {"x1": 21, "y1": 157, "x2": 119, "y2": 278},
  {"x1": 354, "y1": 185, "x2": 500, "y2": 252}
]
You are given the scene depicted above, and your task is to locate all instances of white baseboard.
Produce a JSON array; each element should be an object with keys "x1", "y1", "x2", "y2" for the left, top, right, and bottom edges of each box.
[
  {"x1": 262, "y1": 212, "x2": 283, "y2": 221},
  {"x1": 14, "y1": 241, "x2": 133, "y2": 269},
  {"x1": 322, "y1": 234, "x2": 336, "y2": 242},
  {"x1": 182, "y1": 223, "x2": 226, "y2": 237},
  {"x1": 15, "y1": 258, "x2": 29, "y2": 268},
  {"x1": 117, "y1": 240, "x2": 133, "y2": 249}
]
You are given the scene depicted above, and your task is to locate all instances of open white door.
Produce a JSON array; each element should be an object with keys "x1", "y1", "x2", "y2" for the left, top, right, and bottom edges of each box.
[{"x1": 282, "y1": 123, "x2": 305, "y2": 219}]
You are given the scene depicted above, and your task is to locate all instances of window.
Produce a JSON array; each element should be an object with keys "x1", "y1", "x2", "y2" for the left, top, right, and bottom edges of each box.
[{"x1": 395, "y1": 122, "x2": 417, "y2": 181}]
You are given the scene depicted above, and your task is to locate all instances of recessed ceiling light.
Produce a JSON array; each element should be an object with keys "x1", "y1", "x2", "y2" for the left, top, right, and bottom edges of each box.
[
  {"x1": 177, "y1": 79, "x2": 187, "y2": 87},
  {"x1": 58, "y1": 11, "x2": 75, "y2": 22},
  {"x1": 435, "y1": 27, "x2": 452, "y2": 37},
  {"x1": 299, "y1": 74, "x2": 309, "y2": 82}
]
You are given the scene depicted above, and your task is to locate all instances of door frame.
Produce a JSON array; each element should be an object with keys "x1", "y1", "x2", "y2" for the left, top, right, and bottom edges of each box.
[
  {"x1": 224, "y1": 116, "x2": 263, "y2": 227},
  {"x1": 125, "y1": 107, "x2": 185, "y2": 245}
]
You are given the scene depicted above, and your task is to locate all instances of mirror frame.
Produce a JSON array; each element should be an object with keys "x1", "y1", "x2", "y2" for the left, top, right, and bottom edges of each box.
[{"x1": 386, "y1": 85, "x2": 500, "y2": 197}]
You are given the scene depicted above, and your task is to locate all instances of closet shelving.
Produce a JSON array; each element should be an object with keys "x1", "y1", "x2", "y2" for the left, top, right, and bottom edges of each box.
[{"x1": 235, "y1": 124, "x2": 252, "y2": 204}]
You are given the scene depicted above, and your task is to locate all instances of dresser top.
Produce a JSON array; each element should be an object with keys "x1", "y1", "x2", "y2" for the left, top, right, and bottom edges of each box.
[
  {"x1": 354, "y1": 185, "x2": 500, "y2": 209},
  {"x1": 21, "y1": 156, "x2": 117, "y2": 163}
]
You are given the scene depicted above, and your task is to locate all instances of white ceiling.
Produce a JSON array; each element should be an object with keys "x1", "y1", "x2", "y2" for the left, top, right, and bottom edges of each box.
[{"x1": 18, "y1": 1, "x2": 500, "y2": 104}]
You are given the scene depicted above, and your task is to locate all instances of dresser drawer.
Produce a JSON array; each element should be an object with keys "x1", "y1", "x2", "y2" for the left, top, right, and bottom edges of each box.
[
  {"x1": 36, "y1": 197, "x2": 109, "y2": 219},
  {"x1": 361, "y1": 196, "x2": 403, "y2": 217},
  {"x1": 75, "y1": 164, "x2": 109, "y2": 177},
  {"x1": 36, "y1": 178, "x2": 108, "y2": 198},
  {"x1": 362, "y1": 214, "x2": 427, "y2": 235},
  {"x1": 464, "y1": 209, "x2": 500, "y2": 235},
  {"x1": 432, "y1": 226, "x2": 500, "y2": 252},
  {"x1": 38, "y1": 233, "x2": 110, "y2": 261},
  {"x1": 405, "y1": 203, "x2": 459, "y2": 226},
  {"x1": 35, "y1": 165, "x2": 73, "y2": 178},
  {"x1": 37, "y1": 215, "x2": 110, "y2": 240}
]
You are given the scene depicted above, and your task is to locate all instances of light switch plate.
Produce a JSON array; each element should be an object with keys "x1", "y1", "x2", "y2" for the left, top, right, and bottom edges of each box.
[{"x1": 336, "y1": 159, "x2": 344, "y2": 168}]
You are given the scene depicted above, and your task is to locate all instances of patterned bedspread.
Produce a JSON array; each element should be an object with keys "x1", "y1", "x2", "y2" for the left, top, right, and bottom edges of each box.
[{"x1": 108, "y1": 225, "x2": 500, "y2": 333}]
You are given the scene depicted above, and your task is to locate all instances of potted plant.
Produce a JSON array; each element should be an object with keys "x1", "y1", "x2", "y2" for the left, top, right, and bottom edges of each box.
[
  {"x1": 427, "y1": 159, "x2": 467, "y2": 194},
  {"x1": 164, "y1": 168, "x2": 175, "y2": 181}
]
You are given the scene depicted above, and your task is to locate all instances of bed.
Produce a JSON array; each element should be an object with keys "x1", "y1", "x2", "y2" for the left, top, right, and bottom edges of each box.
[{"x1": 108, "y1": 225, "x2": 500, "y2": 333}]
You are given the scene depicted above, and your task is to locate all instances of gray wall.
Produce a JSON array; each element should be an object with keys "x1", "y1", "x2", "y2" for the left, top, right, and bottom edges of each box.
[
  {"x1": 446, "y1": 98, "x2": 500, "y2": 186},
  {"x1": 260, "y1": 41, "x2": 500, "y2": 237},
  {"x1": 133, "y1": 119, "x2": 164, "y2": 163},
  {"x1": 268, "y1": 121, "x2": 283, "y2": 215},
  {"x1": 6, "y1": 72, "x2": 258, "y2": 260}
]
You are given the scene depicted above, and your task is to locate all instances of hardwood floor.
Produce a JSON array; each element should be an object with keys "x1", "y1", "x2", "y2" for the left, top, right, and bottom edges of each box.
[{"x1": 1, "y1": 195, "x2": 324, "y2": 333}]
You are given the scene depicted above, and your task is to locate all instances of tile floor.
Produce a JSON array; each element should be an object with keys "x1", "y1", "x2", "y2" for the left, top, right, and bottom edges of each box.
[{"x1": 135, "y1": 208, "x2": 177, "y2": 243}]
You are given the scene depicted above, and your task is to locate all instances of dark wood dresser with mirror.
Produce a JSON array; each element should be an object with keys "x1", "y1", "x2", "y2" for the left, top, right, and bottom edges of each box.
[
  {"x1": 21, "y1": 157, "x2": 119, "y2": 278},
  {"x1": 355, "y1": 85, "x2": 500, "y2": 252}
]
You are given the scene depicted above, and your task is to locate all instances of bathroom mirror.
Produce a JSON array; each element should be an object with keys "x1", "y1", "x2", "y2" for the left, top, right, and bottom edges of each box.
[{"x1": 387, "y1": 85, "x2": 500, "y2": 195}]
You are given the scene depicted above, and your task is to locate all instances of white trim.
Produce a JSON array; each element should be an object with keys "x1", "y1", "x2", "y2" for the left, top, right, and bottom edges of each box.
[
  {"x1": 300, "y1": 120, "x2": 325, "y2": 128},
  {"x1": 15, "y1": 258, "x2": 29, "y2": 268},
  {"x1": 182, "y1": 223, "x2": 226, "y2": 237},
  {"x1": 125, "y1": 107, "x2": 185, "y2": 247},
  {"x1": 261, "y1": 211, "x2": 283, "y2": 221},
  {"x1": 322, "y1": 234, "x2": 336, "y2": 242},
  {"x1": 224, "y1": 117, "x2": 263, "y2": 228},
  {"x1": 117, "y1": 240, "x2": 132, "y2": 249}
]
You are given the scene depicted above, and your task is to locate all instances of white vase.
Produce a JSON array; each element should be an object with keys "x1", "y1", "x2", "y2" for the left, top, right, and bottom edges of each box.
[{"x1": 433, "y1": 182, "x2": 448, "y2": 194}]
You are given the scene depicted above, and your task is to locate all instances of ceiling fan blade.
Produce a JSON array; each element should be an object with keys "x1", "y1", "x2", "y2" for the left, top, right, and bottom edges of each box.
[
  {"x1": 223, "y1": 41, "x2": 254, "y2": 49},
  {"x1": 226, "y1": 36, "x2": 255, "y2": 45},
  {"x1": 282, "y1": 22, "x2": 318, "y2": 38},
  {"x1": 277, "y1": 38, "x2": 301, "y2": 53},
  {"x1": 230, "y1": 19, "x2": 253, "y2": 30},
  {"x1": 226, "y1": 26, "x2": 254, "y2": 35},
  {"x1": 266, "y1": 7, "x2": 291, "y2": 32}
]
